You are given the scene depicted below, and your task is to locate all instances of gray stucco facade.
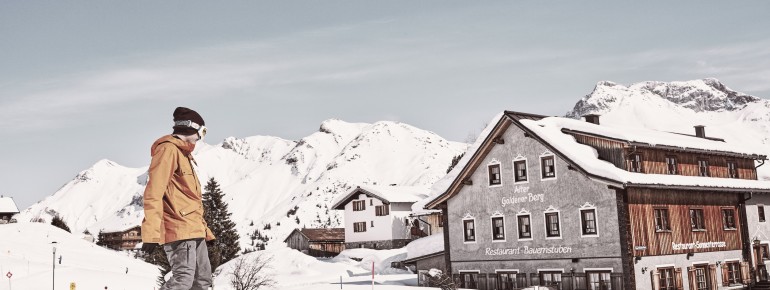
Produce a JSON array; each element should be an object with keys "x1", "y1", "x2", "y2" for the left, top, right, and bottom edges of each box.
[{"x1": 446, "y1": 122, "x2": 624, "y2": 283}]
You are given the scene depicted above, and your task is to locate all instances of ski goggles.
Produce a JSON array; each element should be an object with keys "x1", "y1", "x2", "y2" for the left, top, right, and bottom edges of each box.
[{"x1": 175, "y1": 120, "x2": 208, "y2": 140}]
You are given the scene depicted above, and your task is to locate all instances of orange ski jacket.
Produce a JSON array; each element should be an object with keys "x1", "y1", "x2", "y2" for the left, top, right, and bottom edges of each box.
[{"x1": 141, "y1": 135, "x2": 215, "y2": 245}]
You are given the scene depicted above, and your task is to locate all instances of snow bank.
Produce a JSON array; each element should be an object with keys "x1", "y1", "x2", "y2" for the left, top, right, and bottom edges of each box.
[
  {"x1": 406, "y1": 233, "x2": 444, "y2": 260},
  {"x1": 0, "y1": 222, "x2": 159, "y2": 290}
]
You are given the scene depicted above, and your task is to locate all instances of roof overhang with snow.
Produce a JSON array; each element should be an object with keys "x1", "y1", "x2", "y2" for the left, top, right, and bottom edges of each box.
[
  {"x1": 332, "y1": 186, "x2": 426, "y2": 210},
  {"x1": 0, "y1": 197, "x2": 20, "y2": 214},
  {"x1": 425, "y1": 110, "x2": 770, "y2": 210}
]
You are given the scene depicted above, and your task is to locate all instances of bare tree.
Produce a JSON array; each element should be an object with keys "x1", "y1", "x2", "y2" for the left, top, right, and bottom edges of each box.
[{"x1": 229, "y1": 253, "x2": 276, "y2": 290}]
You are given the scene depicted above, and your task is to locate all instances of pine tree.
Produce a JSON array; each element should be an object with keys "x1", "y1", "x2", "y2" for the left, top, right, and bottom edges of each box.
[
  {"x1": 51, "y1": 214, "x2": 71, "y2": 233},
  {"x1": 203, "y1": 177, "x2": 241, "y2": 270}
]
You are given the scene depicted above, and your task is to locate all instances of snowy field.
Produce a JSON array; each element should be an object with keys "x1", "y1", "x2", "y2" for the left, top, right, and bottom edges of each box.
[{"x1": 0, "y1": 223, "x2": 435, "y2": 290}]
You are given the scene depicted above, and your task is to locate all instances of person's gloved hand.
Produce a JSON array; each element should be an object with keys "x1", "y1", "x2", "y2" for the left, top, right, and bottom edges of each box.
[{"x1": 141, "y1": 243, "x2": 159, "y2": 253}]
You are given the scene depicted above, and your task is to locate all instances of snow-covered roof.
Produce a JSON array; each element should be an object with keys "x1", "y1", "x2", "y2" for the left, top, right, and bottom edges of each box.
[
  {"x1": 403, "y1": 233, "x2": 444, "y2": 262},
  {"x1": 331, "y1": 185, "x2": 429, "y2": 210},
  {"x1": 98, "y1": 213, "x2": 143, "y2": 233},
  {"x1": 423, "y1": 112, "x2": 509, "y2": 209},
  {"x1": 552, "y1": 117, "x2": 766, "y2": 158},
  {"x1": 0, "y1": 196, "x2": 20, "y2": 213},
  {"x1": 424, "y1": 111, "x2": 770, "y2": 209},
  {"x1": 519, "y1": 117, "x2": 770, "y2": 191}
]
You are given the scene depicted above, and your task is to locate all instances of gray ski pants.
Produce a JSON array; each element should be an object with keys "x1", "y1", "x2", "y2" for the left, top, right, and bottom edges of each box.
[{"x1": 161, "y1": 239, "x2": 212, "y2": 290}]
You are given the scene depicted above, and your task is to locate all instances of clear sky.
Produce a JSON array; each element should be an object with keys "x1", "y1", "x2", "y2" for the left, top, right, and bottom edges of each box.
[{"x1": 2, "y1": 1, "x2": 769, "y2": 210}]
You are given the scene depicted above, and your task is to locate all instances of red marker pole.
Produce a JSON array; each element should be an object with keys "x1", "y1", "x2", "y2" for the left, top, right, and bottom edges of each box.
[{"x1": 371, "y1": 262, "x2": 374, "y2": 290}]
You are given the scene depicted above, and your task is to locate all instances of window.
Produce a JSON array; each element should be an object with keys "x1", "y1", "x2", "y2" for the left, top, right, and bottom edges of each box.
[
  {"x1": 630, "y1": 154, "x2": 642, "y2": 173},
  {"x1": 463, "y1": 219, "x2": 476, "y2": 242},
  {"x1": 370, "y1": 199, "x2": 373, "y2": 206},
  {"x1": 586, "y1": 271, "x2": 611, "y2": 290},
  {"x1": 693, "y1": 265, "x2": 710, "y2": 290},
  {"x1": 353, "y1": 200, "x2": 366, "y2": 211},
  {"x1": 654, "y1": 208, "x2": 671, "y2": 231},
  {"x1": 698, "y1": 159, "x2": 710, "y2": 177},
  {"x1": 760, "y1": 205, "x2": 766, "y2": 222},
  {"x1": 581, "y1": 209, "x2": 598, "y2": 236},
  {"x1": 545, "y1": 212, "x2": 560, "y2": 238},
  {"x1": 460, "y1": 272, "x2": 478, "y2": 289},
  {"x1": 371, "y1": 221, "x2": 374, "y2": 228},
  {"x1": 540, "y1": 271, "x2": 562, "y2": 287},
  {"x1": 497, "y1": 271, "x2": 519, "y2": 290},
  {"x1": 375, "y1": 205, "x2": 389, "y2": 216},
  {"x1": 665, "y1": 156, "x2": 678, "y2": 175},
  {"x1": 659, "y1": 267, "x2": 676, "y2": 290},
  {"x1": 761, "y1": 244, "x2": 770, "y2": 260},
  {"x1": 517, "y1": 214, "x2": 531, "y2": 239},
  {"x1": 541, "y1": 155, "x2": 556, "y2": 179},
  {"x1": 514, "y1": 160, "x2": 528, "y2": 183},
  {"x1": 489, "y1": 163, "x2": 502, "y2": 186},
  {"x1": 724, "y1": 261, "x2": 741, "y2": 285},
  {"x1": 722, "y1": 208, "x2": 736, "y2": 230},
  {"x1": 353, "y1": 222, "x2": 367, "y2": 232},
  {"x1": 492, "y1": 216, "x2": 505, "y2": 241},
  {"x1": 690, "y1": 208, "x2": 705, "y2": 231},
  {"x1": 727, "y1": 161, "x2": 739, "y2": 179},
  {"x1": 438, "y1": 214, "x2": 444, "y2": 227}
]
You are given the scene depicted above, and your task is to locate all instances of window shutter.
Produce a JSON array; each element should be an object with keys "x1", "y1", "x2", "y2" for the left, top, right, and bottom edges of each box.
[
  {"x1": 741, "y1": 262, "x2": 751, "y2": 285},
  {"x1": 708, "y1": 264, "x2": 718, "y2": 290},
  {"x1": 675, "y1": 267, "x2": 684, "y2": 290},
  {"x1": 651, "y1": 269, "x2": 660, "y2": 290},
  {"x1": 721, "y1": 263, "x2": 729, "y2": 286},
  {"x1": 687, "y1": 267, "x2": 696, "y2": 290}
]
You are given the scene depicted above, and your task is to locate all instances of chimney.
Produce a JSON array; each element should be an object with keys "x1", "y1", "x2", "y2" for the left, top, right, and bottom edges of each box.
[
  {"x1": 583, "y1": 114, "x2": 600, "y2": 125},
  {"x1": 694, "y1": 125, "x2": 706, "y2": 138}
]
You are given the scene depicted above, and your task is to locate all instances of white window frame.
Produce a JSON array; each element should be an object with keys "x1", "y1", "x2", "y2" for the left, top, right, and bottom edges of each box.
[
  {"x1": 539, "y1": 151, "x2": 558, "y2": 181},
  {"x1": 462, "y1": 214, "x2": 477, "y2": 244},
  {"x1": 495, "y1": 269, "x2": 520, "y2": 273},
  {"x1": 516, "y1": 209, "x2": 533, "y2": 241},
  {"x1": 491, "y1": 212, "x2": 506, "y2": 243},
  {"x1": 544, "y1": 206, "x2": 562, "y2": 240},
  {"x1": 579, "y1": 202, "x2": 599, "y2": 238},
  {"x1": 513, "y1": 156, "x2": 529, "y2": 184},
  {"x1": 487, "y1": 159, "x2": 503, "y2": 188}
]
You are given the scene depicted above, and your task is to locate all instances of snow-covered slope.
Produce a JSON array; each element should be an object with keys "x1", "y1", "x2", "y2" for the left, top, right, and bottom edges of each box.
[
  {"x1": 16, "y1": 119, "x2": 468, "y2": 250},
  {"x1": 0, "y1": 223, "x2": 159, "y2": 289},
  {"x1": 566, "y1": 78, "x2": 770, "y2": 180}
]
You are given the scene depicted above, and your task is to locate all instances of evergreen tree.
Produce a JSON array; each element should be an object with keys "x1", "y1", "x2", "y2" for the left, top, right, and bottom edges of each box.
[
  {"x1": 51, "y1": 214, "x2": 71, "y2": 233},
  {"x1": 203, "y1": 177, "x2": 241, "y2": 270}
]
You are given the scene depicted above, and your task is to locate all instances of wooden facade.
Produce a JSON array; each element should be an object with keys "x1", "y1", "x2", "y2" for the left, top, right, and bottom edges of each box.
[
  {"x1": 570, "y1": 132, "x2": 758, "y2": 180},
  {"x1": 284, "y1": 228, "x2": 345, "y2": 258},
  {"x1": 98, "y1": 226, "x2": 142, "y2": 251},
  {"x1": 628, "y1": 189, "x2": 743, "y2": 257},
  {"x1": 409, "y1": 212, "x2": 444, "y2": 239}
]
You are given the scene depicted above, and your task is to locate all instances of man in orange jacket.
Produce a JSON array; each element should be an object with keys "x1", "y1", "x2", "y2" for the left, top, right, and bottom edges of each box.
[{"x1": 141, "y1": 107, "x2": 216, "y2": 290}]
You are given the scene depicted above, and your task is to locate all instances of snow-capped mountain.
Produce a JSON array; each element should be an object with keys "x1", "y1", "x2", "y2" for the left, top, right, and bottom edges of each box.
[
  {"x1": 566, "y1": 78, "x2": 770, "y2": 180},
  {"x1": 16, "y1": 119, "x2": 468, "y2": 250}
]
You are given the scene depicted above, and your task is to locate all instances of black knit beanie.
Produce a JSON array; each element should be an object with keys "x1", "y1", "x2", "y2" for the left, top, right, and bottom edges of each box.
[{"x1": 172, "y1": 107, "x2": 205, "y2": 136}]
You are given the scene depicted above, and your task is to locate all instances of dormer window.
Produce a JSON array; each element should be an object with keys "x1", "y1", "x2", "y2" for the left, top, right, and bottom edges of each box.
[
  {"x1": 541, "y1": 155, "x2": 556, "y2": 179},
  {"x1": 629, "y1": 154, "x2": 642, "y2": 173},
  {"x1": 727, "y1": 161, "x2": 738, "y2": 179},
  {"x1": 488, "y1": 163, "x2": 502, "y2": 186},
  {"x1": 698, "y1": 159, "x2": 710, "y2": 177},
  {"x1": 665, "y1": 156, "x2": 678, "y2": 175}
]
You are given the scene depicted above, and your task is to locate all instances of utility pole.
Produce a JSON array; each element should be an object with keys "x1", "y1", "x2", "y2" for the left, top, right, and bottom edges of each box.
[{"x1": 52, "y1": 241, "x2": 57, "y2": 290}]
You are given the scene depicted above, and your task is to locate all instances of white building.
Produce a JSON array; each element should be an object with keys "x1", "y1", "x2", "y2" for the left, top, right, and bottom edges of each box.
[{"x1": 332, "y1": 185, "x2": 428, "y2": 249}]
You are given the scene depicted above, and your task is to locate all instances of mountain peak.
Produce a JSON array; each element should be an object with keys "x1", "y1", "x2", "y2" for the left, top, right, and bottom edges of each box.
[{"x1": 568, "y1": 79, "x2": 762, "y2": 118}]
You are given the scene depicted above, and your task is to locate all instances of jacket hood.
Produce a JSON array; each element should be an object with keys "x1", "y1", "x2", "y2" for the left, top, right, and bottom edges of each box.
[{"x1": 151, "y1": 135, "x2": 196, "y2": 156}]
